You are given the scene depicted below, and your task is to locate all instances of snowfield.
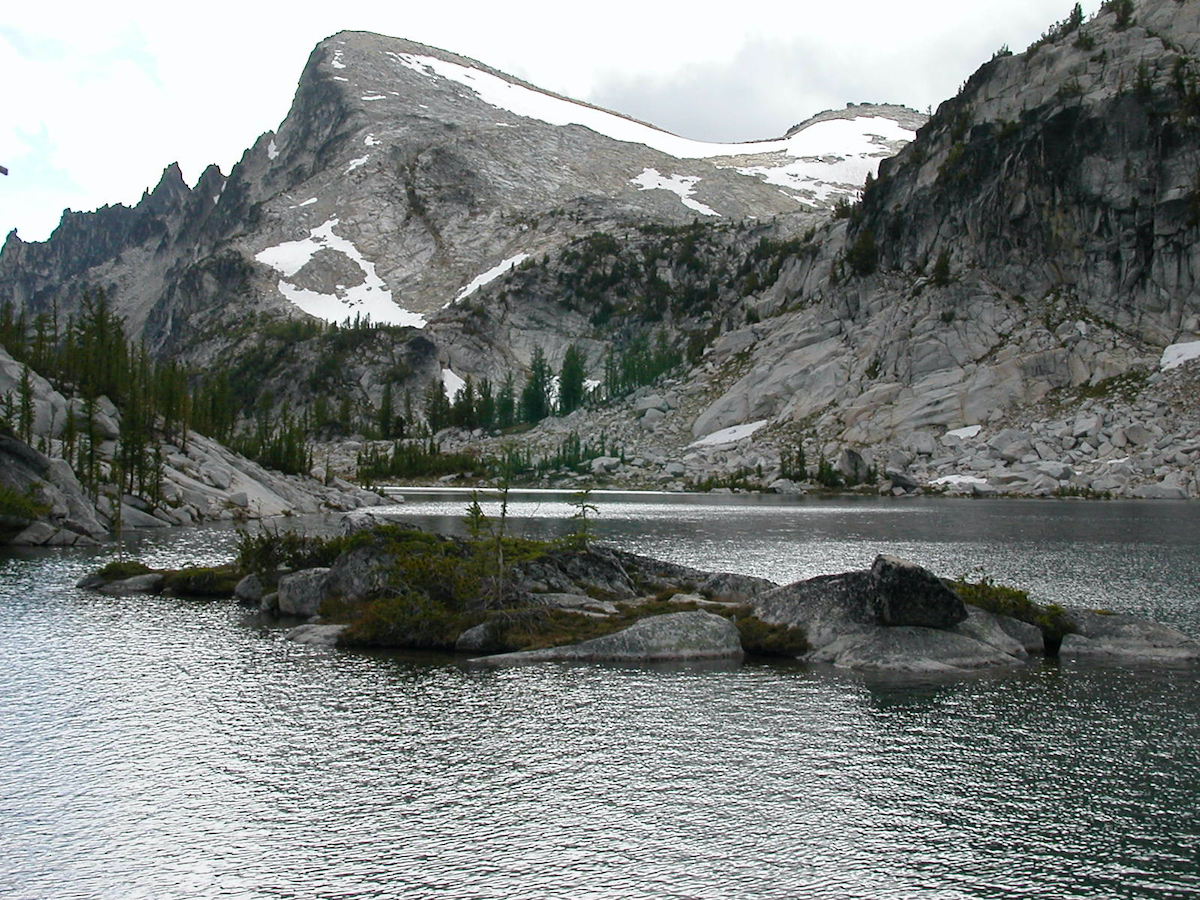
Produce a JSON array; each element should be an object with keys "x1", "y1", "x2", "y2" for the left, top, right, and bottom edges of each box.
[
  {"x1": 931, "y1": 474, "x2": 988, "y2": 487},
  {"x1": 255, "y1": 219, "x2": 427, "y2": 328},
  {"x1": 441, "y1": 367, "x2": 466, "y2": 401},
  {"x1": 382, "y1": 50, "x2": 915, "y2": 198},
  {"x1": 945, "y1": 425, "x2": 983, "y2": 440}
]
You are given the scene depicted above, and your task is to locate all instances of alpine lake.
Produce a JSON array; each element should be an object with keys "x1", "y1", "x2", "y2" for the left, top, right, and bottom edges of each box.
[{"x1": 2, "y1": 492, "x2": 1197, "y2": 899}]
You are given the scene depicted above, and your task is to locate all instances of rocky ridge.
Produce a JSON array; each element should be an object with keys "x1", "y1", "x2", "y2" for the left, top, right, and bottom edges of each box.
[
  {"x1": 0, "y1": 32, "x2": 917, "y2": 362},
  {"x1": 665, "y1": 0, "x2": 1200, "y2": 475}
]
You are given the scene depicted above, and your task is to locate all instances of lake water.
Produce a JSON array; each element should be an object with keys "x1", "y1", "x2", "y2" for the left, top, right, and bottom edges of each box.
[{"x1": 1, "y1": 495, "x2": 1198, "y2": 899}]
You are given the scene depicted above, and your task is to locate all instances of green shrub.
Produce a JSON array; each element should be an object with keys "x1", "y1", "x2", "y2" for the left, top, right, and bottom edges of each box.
[
  {"x1": 97, "y1": 559, "x2": 154, "y2": 581},
  {"x1": 236, "y1": 526, "x2": 346, "y2": 579},
  {"x1": 846, "y1": 229, "x2": 879, "y2": 276},
  {"x1": 0, "y1": 484, "x2": 47, "y2": 521},
  {"x1": 1106, "y1": 0, "x2": 1134, "y2": 30},
  {"x1": 490, "y1": 607, "x2": 627, "y2": 651},
  {"x1": 931, "y1": 251, "x2": 952, "y2": 286},
  {"x1": 731, "y1": 612, "x2": 809, "y2": 658},
  {"x1": 950, "y1": 576, "x2": 1076, "y2": 653},
  {"x1": 163, "y1": 565, "x2": 242, "y2": 597},
  {"x1": 343, "y1": 591, "x2": 479, "y2": 649}
]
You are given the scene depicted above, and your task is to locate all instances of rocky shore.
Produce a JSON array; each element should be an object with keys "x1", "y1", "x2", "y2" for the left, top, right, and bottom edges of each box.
[
  {"x1": 0, "y1": 345, "x2": 392, "y2": 547},
  {"x1": 79, "y1": 514, "x2": 1200, "y2": 675},
  {"x1": 307, "y1": 351, "x2": 1200, "y2": 500}
]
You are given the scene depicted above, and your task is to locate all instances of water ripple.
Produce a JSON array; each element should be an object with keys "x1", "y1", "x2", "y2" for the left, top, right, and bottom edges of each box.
[{"x1": 2, "y1": 503, "x2": 1199, "y2": 898}]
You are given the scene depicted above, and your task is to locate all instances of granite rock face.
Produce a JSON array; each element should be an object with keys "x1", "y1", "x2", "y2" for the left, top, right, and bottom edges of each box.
[
  {"x1": 470, "y1": 610, "x2": 743, "y2": 666},
  {"x1": 0, "y1": 31, "x2": 917, "y2": 369},
  {"x1": 870, "y1": 554, "x2": 967, "y2": 628},
  {"x1": 4, "y1": 6, "x2": 1199, "y2": 503},
  {"x1": 0, "y1": 343, "x2": 390, "y2": 545},
  {"x1": 670, "y1": 0, "x2": 1200, "y2": 486},
  {"x1": 0, "y1": 430, "x2": 106, "y2": 546}
]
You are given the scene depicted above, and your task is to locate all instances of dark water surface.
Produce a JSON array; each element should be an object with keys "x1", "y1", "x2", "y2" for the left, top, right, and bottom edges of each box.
[{"x1": 1, "y1": 495, "x2": 1198, "y2": 899}]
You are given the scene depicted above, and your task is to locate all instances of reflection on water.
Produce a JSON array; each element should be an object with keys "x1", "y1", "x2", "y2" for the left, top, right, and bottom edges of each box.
[{"x1": 1, "y1": 496, "x2": 1198, "y2": 899}]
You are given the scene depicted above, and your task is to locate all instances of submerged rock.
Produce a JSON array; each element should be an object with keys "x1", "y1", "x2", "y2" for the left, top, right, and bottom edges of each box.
[
  {"x1": 286, "y1": 624, "x2": 347, "y2": 647},
  {"x1": 96, "y1": 573, "x2": 165, "y2": 596},
  {"x1": 470, "y1": 611, "x2": 743, "y2": 667},
  {"x1": 1060, "y1": 610, "x2": 1200, "y2": 662}
]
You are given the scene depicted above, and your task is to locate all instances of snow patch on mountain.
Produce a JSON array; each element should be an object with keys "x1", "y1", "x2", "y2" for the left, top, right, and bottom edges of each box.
[
  {"x1": 267, "y1": 139, "x2": 279, "y2": 161},
  {"x1": 255, "y1": 220, "x2": 427, "y2": 328},
  {"x1": 631, "y1": 169, "x2": 718, "y2": 217},
  {"x1": 449, "y1": 253, "x2": 530, "y2": 306},
  {"x1": 345, "y1": 156, "x2": 369, "y2": 174},
  {"x1": 441, "y1": 367, "x2": 466, "y2": 401},
  {"x1": 945, "y1": 425, "x2": 983, "y2": 440},
  {"x1": 732, "y1": 117, "x2": 915, "y2": 203},
  {"x1": 1160, "y1": 340, "x2": 1200, "y2": 370},
  {"x1": 931, "y1": 474, "x2": 988, "y2": 488},
  {"x1": 688, "y1": 420, "x2": 768, "y2": 447}
]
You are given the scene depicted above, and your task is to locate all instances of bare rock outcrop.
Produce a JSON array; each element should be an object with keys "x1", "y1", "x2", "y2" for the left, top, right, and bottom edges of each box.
[{"x1": 469, "y1": 610, "x2": 743, "y2": 667}]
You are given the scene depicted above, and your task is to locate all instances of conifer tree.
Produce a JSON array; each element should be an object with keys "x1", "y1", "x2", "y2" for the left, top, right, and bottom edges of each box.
[
  {"x1": 558, "y1": 344, "x2": 587, "y2": 415},
  {"x1": 377, "y1": 382, "x2": 395, "y2": 438},
  {"x1": 520, "y1": 346, "x2": 552, "y2": 423},
  {"x1": 423, "y1": 378, "x2": 451, "y2": 433},
  {"x1": 476, "y1": 378, "x2": 495, "y2": 431},
  {"x1": 496, "y1": 373, "x2": 516, "y2": 429},
  {"x1": 17, "y1": 365, "x2": 34, "y2": 443}
]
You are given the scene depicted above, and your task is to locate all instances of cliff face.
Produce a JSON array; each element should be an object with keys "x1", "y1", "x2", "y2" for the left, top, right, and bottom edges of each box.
[
  {"x1": 684, "y1": 0, "x2": 1200, "y2": 450},
  {"x1": 0, "y1": 163, "x2": 226, "y2": 339},
  {"x1": 863, "y1": 0, "x2": 1200, "y2": 343}
]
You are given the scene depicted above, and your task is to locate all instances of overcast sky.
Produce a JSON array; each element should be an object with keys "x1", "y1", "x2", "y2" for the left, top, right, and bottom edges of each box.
[{"x1": 2, "y1": 0, "x2": 1102, "y2": 242}]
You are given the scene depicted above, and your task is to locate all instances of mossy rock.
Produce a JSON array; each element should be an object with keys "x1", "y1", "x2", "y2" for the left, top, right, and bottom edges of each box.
[
  {"x1": 731, "y1": 613, "x2": 809, "y2": 658},
  {"x1": 162, "y1": 565, "x2": 243, "y2": 597},
  {"x1": 97, "y1": 560, "x2": 155, "y2": 581},
  {"x1": 0, "y1": 484, "x2": 48, "y2": 521}
]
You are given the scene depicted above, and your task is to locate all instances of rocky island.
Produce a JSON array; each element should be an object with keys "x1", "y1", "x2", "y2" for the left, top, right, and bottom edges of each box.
[{"x1": 79, "y1": 511, "x2": 1199, "y2": 674}]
